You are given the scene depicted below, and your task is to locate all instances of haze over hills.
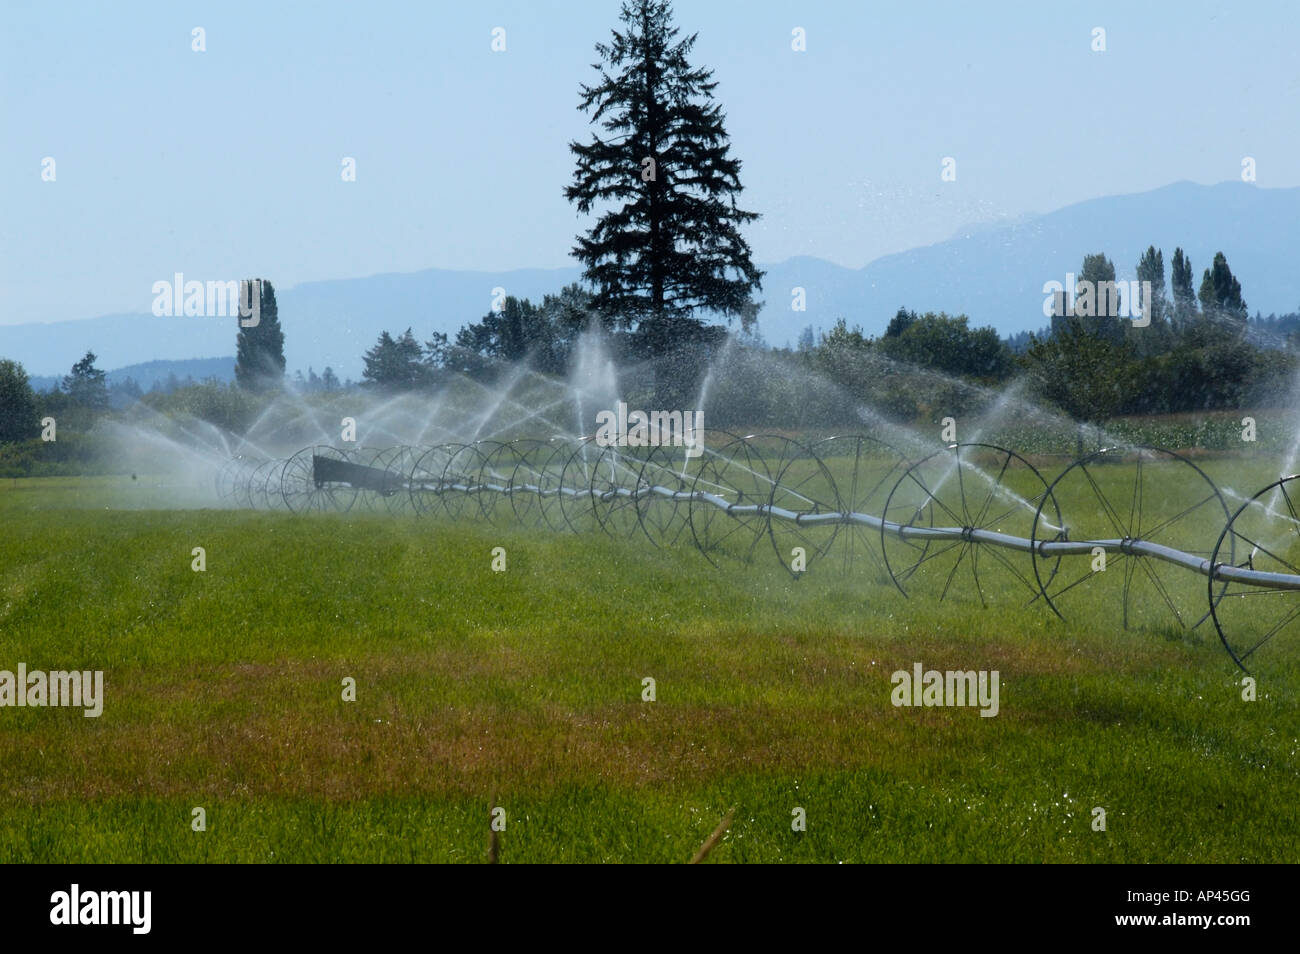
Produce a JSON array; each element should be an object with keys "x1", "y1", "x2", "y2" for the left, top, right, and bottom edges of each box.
[
  {"x1": 27, "y1": 357, "x2": 238, "y2": 393},
  {"x1": 3, "y1": 181, "x2": 1297, "y2": 382}
]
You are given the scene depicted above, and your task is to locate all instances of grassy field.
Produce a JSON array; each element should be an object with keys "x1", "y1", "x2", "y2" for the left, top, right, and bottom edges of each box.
[{"x1": 1, "y1": 472, "x2": 1298, "y2": 863}]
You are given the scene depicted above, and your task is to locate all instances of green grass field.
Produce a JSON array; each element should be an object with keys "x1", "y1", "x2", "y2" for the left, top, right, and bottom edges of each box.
[{"x1": 1, "y1": 470, "x2": 1298, "y2": 863}]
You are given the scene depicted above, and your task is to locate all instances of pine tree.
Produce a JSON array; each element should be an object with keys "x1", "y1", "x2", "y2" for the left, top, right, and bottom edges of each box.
[
  {"x1": 62, "y1": 351, "x2": 109, "y2": 410},
  {"x1": 361, "y1": 328, "x2": 428, "y2": 390},
  {"x1": 534, "y1": 283, "x2": 598, "y2": 374},
  {"x1": 565, "y1": 0, "x2": 763, "y2": 370},
  {"x1": 423, "y1": 332, "x2": 450, "y2": 371},
  {"x1": 234, "y1": 279, "x2": 286, "y2": 391},
  {"x1": 493, "y1": 297, "x2": 537, "y2": 363},
  {"x1": 884, "y1": 308, "x2": 917, "y2": 338}
]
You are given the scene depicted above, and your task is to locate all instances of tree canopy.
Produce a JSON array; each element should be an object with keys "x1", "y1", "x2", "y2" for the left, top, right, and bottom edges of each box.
[
  {"x1": 62, "y1": 351, "x2": 109, "y2": 410},
  {"x1": 0, "y1": 358, "x2": 40, "y2": 442},
  {"x1": 565, "y1": 0, "x2": 762, "y2": 361}
]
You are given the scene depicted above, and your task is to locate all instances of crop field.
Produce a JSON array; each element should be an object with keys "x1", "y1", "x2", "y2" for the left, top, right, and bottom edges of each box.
[{"x1": 2, "y1": 454, "x2": 1298, "y2": 863}]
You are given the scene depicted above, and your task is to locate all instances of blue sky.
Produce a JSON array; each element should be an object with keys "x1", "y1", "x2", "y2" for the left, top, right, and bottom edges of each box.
[{"x1": 3, "y1": 0, "x2": 1297, "y2": 324}]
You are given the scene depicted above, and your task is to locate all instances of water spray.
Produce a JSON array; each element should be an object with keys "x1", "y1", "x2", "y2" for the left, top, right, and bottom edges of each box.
[{"x1": 214, "y1": 434, "x2": 1300, "y2": 673}]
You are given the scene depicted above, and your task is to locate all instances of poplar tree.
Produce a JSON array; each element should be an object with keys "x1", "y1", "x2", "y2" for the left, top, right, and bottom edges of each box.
[
  {"x1": 1170, "y1": 248, "x2": 1197, "y2": 331},
  {"x1": 234, "y1": 279, "x2": 286, "y2": 391},
  {"x1": 1198, "y1": 251, "x2": 1248, "y2": 331}
]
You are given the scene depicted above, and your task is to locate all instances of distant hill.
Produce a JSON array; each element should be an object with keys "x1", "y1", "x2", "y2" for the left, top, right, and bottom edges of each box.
[
  {"x1": 106, "y1": 357, "x2": 236, "y2": 390},
  {"x1": 28, "y1": 357, "x2": 235, "y2": 393},
  {"x1": 762, "y1": 180, "x2": 1300, "y2": 351},
  {"x1": 2, "y1": 181, "x2": 1297, "y2": 380}
]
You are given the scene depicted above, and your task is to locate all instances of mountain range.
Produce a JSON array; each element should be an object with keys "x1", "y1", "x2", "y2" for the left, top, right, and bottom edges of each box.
[
  {"x1": 3, "y1": 181, "x2": 1297, "y2": 382},
  {"x1": 27, "y1": 357, "x2": 238, "y2": 393}
]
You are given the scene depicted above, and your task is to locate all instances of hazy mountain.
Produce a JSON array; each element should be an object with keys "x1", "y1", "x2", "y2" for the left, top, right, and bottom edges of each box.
[
  {"x1": 3, "y1": 181, "x2": 1296, "y2": 381},
  {"x1": 946, "y1": 211, "x2": 1040, "y2": 240},
  {"x1": 107, "y1": 357, "x2": 236, "y2": 390},
  {"x1": 743, "y1": 180, "x2": 1299, "y2": 347},
  {"x1": 7, "y1": 314, "x2": 237, "y2": 385},
  {"x1": 28, "y1": 357, "x2": 236, "y2": 394}
]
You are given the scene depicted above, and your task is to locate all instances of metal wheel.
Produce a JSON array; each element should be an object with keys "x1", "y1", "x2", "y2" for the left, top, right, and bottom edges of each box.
[
  {"x1": 687, "y1": 432, "x2": 773, "y2": 568},
  {"x1": 440, "y1": 443, "x2": 489, "y2": 521},
  {"x1": 505, "y1": 439, "x2": 553, "y2": 528},
  {"x1": 215, "y1": 456, "x2": 247, "y2": 503},
  {"x1": 372, "y1": 445, "x2": 418, "y2": 515},
  {"x1": 882, "y1": 443, "x2": 1059, "y2": 607},
  {"x1": 281, "y1": 445, "x2": 358, "y2": 513},
  {"x1": 557, "y1": 438, "x2": 602, "y2": 533},
  {"x1": 534, "y1": 438, "x2": 579, "y2": 533},
  {"x1": 252, "y1": 458, "x2": 284, "y2": 511},
  {"x1": 590, "y1": 443, "x2": 648, "y2": 539},
  {"x1": 1032, "y1": 445, "x2": 1229, "y2": 636},
  {"x1": 409, "y1": 444, "x2": 457, "y2": 517},
  {"x1": 806, "y1": 435, "x2": 909, "y2": 585},
  {"x1": 1210, "y1": 474, "x2": 1300, "y2": 671},
  {"x1": 766, "y1": 436, "x2": 843, "y2": 579},
  {"x1": 472, "y1": 441, "x2": 516, "y2": 526},
  {"x1": 238, "y1": 457, "x2": 267, "y2": 510},
  {"x1": 635, "y1": 443, "x2": 701, "y2": 549}
]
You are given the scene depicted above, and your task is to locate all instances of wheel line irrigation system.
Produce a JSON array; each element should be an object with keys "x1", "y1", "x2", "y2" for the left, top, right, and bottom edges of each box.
[{"x1": 215, "y1": 433, "x2": 1300, "y2": 673}]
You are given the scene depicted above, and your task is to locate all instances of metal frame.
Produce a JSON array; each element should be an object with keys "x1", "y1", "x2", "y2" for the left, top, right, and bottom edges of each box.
[{"x1": 218, "y1": 437, "x2": 1300, "y2": 671}]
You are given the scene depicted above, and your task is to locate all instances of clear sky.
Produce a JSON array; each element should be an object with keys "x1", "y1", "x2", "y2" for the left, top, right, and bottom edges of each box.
[{"x1": 3, "y1": 0, "x2": 1297, "y2": 324}]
